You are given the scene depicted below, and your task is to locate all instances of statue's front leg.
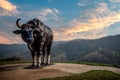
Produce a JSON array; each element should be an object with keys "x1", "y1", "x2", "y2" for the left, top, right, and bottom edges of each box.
[
  {"x1": 36, "y1": 50, "x2": 41, "y2": 67},
  {"x1": 31, "y1": 51, "x2": 36, "y2": 66}
]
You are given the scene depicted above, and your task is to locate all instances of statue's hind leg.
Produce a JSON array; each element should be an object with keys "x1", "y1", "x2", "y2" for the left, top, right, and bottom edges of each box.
[
  {"x1": 42, "y1": 47, "x2": 47, "y2": 65},
  {"x1": 46, "y1": 42, "x2": 52, "y2": 65}
]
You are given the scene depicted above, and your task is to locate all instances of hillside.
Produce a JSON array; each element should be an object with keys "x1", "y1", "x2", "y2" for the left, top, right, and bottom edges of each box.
[
  {"x1": 0, "y1": 34, "x2": 120, "y2": 66},
  {"x1": 0, "y1": 44, "x2": 31, "y2": 61},
  {"x1": 52, "y1": 34, "x2": 120, "y2": 66}
]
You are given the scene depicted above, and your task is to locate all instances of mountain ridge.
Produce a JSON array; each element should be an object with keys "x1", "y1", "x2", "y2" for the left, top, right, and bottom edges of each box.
[{"x1": 0, "y1": 34, "x2": 120, "y2": 66}]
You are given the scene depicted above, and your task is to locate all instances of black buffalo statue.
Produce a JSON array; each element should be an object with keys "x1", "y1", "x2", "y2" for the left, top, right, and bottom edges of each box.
[{"x1": 13, "y1": 18, "x2": 53, "y2": 67}]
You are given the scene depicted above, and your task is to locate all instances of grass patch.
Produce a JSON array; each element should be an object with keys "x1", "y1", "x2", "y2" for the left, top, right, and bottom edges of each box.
[
  {"x1": 0, "y1": 61, "x2": 30, "y2": 65},
  {"x1": 1, "y1": 61, "x2": 118, "y2": 68},
  {"x1": 62, "y1": 62, "x2": 119, "y2": 68},
  {"x1": 40, "y1": 70, "x2": 120, "y2": 80}
]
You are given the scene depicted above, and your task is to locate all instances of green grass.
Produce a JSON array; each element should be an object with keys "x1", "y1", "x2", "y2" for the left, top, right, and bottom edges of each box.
[
  {"x1": 0, "y1": 61, "x2": 30, "y2": 65},
  {"x1": 40, "y1": 70, "x2": 120, "y2": 80},
  {"x1": 0, "y1": 61, "x2": 119, "y2": 67},
  {"x1": 62, "y1": 62, "x2": 119, "y2": 68}
]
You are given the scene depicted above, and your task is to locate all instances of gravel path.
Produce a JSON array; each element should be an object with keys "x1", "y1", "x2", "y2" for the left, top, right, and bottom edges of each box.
[
  {"x1": 44, "y1": 63, "x2": 120, "y2": 74},
  {"x1": 0, "y1": 63, "x2": 120, "y2": 80}
]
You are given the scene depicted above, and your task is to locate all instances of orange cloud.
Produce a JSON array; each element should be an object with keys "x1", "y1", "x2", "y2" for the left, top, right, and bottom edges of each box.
[
  {"x1": 0, "y1": 36, "x2": 12, "y2": 44},
  {"x1": 63, "y1": 4, "x2": 110, "y2": 34},
  {"x1": 53, "y1": 2, "x2": 120, "y2": 41},
  {"x1": 0, "y1": 0, "x2": 16, "y2": 11},
  {"x1": 0, "y1": 0, "x2": 19, "y2": 16},
  {"x1": 0, "y1": 32, "x2": 23, "y2": 44},
  {"x1": 64, "y1": 13, "x2": 120, "y2": 34}
]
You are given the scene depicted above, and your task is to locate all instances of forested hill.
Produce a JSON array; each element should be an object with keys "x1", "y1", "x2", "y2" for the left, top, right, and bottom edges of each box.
[
  {"x1": 52, "y1": 34, "x2": 120, "y2": 66},
  {"x1": 0, "y1": 34, "x2": 120, "y2": 66}
]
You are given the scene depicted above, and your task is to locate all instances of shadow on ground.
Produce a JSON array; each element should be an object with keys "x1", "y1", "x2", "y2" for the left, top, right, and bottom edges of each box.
[
  {"x1": 0, "y1": 65, "x2": 23, "y2": 72},
  {"x1": 23, "y1": 64, "x2": 54, "y2": 69},
  {"x1": 0, "y1": 63, "x2": 54, "y2": 72}
]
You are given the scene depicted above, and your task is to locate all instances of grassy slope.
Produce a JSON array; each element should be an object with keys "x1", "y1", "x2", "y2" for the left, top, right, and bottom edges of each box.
[
  {"x1": 40, "y1": 70, "x2": 120, "y2": 80},
  {"x1": 0, "y1": 61, "x2": 30, "y2": 65},
  {"x1": 0, "y1": 61, "x2": 118, "y2": 67},
  {"x1": 62, "y1": 62, "x2": 119, "y2": 67}
]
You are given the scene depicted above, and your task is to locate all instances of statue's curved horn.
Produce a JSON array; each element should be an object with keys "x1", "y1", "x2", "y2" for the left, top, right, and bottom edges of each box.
[{"x1": 16, "y1": 18, "x2": 22, "y2": 28}]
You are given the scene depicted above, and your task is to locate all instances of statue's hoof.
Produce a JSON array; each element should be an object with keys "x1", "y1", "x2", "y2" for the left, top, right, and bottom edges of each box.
[
  {"x1": 32, "y1": 64, "x2": 35, "y2": 66},
  {"x1": 41, "y1": 62, "x2": 45, "y2": 65},
  {"x1": 37, "y1": 64, "x2": 41, "y2": 67},
  {"x1": 46, "y1": 63, "x2": 49, "y2": 65}
]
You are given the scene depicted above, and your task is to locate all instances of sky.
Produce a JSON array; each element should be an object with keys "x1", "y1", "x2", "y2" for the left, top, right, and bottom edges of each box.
[{"x1": 0, "y1": 0, "x2": 120, "y2": 44}]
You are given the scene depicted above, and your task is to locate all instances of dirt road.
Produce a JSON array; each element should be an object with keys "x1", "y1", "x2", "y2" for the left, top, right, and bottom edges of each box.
[
  {"x1": 0, "y1": 63, "x2": 120, "y2": 80},
  {"x1": 44, "y1": 63, "x2": 120, "y2": 74}
]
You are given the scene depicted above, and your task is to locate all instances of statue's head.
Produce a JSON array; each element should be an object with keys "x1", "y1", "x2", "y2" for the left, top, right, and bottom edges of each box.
[{"x1": 13, "y1": 18, "x2": 34, "y2": 43}]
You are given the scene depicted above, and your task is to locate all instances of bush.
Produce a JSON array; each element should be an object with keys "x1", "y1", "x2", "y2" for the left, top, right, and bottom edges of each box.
[{"x1": 0, "y1": 55, "x2": 21, "y2": 61}]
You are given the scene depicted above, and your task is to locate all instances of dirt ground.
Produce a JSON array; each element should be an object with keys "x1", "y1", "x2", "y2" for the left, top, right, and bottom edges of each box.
[{"x1": 0, "y1": 63, "x2": 120, "y2": 80}]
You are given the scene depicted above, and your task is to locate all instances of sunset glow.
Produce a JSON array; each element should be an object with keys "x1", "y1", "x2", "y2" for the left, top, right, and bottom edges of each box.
[{"x1": 0, "y1": 0, "x2": 120, "y2": 44}]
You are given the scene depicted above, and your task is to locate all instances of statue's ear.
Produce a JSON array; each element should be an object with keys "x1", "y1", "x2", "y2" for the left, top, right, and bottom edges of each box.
[{"x1": 13, "y1": 30, "x2": 21, "y2": 34}]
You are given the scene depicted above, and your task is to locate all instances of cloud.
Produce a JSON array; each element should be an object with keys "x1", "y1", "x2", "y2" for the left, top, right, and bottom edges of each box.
[
  {"x1": 0, "y1": 0, "x2": 19, "y2": 16},
  {"x1": 77, "y1": 3, "x2": 86, "y2": 7},
  {"x1": 0, "y1": 34, "x2": 23, "y2": 44},
  {"x1": 0, "y1": 32, "x2": 23, "y2": 44},
  {"x1": 54, "y1": 2, "x2": 120, "y2": 41},
  {"x1": 0, "y1": 36, "x2": 12, "y2": 44},
  {"x1": 0, "y1": 36, "x2": 22, "y2": 44},
  {"x1": 95, "y1": 3, "x2": 108, "y2": 14},
  {"x1": 0, "y1": 7, "x2": 62, "y2": 43},
  {"x1": 110, "y1": 0, "x2": 120, "y2": 2},
  {"x1": 23, "y1": 8, "x2": 62, "y2": 23},
  {"x1": 64, "y1": 13, "x2": 120, "y2": 34},
  {"x1": 0, "y1": 0, "x2": 16, "y2": 11},
  {"x1": 1, "y1": 0, "x2": 120, "y2": 43},
  {"x1": 38, "y1": 8, "x2": 61, "y2": 22},
  {"x1": 48, "y1": 0, "x2": 52, "y2": 3}
]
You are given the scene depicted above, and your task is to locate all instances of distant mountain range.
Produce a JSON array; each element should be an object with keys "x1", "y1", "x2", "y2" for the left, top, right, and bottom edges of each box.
[{"x1": 0, "y1": 34, "x2": 120, "y2": 66}]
